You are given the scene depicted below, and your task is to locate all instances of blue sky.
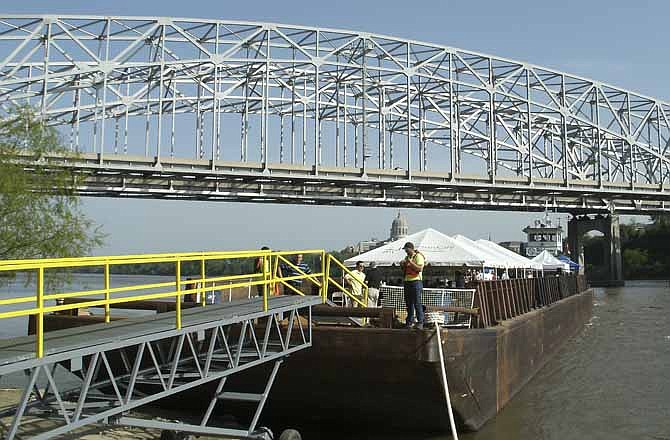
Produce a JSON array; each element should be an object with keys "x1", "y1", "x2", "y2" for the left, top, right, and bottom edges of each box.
[{"x1": 5, "y1": 0, "x2": 663, "y2": 254}]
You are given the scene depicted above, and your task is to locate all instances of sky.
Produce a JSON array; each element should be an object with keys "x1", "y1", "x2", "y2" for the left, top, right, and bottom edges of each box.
[{"x1": 5, "y1": 0, "x2": 665, "y2": 254}]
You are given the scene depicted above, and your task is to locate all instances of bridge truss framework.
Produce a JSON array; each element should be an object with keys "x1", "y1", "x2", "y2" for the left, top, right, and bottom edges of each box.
[{"x1": 1, "y1": 15, "x2": 670, "y2": 213}]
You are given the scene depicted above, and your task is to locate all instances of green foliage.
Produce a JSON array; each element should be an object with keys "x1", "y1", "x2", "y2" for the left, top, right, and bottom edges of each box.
[
  {"x1": 0, "y1": 107, "x2": 105, "y2": 286},
  {"x1": 582, "y1": 235, "x2": 605, "y2": 266},
  {"x1": 650, "y1": 214, "x2": 670, "y2": 229},
  {"x1": 620, "y1": 217, "x2": 670, "y2": 279},
  {"x1": 326, "y1": 247, "x2": 357, "y2": 277},
  {"x1": 622, "y1": 248, "x2": 649, "y2": 279},
  {"x1": 76, "y1": 258, "x2": 256, "y2": 277}
]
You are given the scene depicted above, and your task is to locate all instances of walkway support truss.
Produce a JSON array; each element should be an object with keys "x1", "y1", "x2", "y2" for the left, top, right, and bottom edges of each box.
[{"x1": 0, "y1": 299, "x2": 316, "y2": 439}]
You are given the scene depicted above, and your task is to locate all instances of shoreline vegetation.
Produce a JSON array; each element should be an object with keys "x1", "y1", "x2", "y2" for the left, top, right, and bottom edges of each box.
[
  {"x1": 584, "y1": 215, "x2": 670, "y2": 280},
  {"x1": 0, "y1": 107, "x2": 104, "y2": 291},
  {"x1": 72, "y1": 251, "x2": 357, "y2": 278}
]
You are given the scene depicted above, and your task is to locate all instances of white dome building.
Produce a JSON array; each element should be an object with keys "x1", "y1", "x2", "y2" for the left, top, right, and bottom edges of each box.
[{"x1": 390, "y1": 212, "x2": 409, "y2": 241}]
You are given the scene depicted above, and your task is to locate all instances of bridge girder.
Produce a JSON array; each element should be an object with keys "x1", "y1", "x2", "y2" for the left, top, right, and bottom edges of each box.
[{"x1": 1, "y1": 15, "x2": 669, "y2": 213}]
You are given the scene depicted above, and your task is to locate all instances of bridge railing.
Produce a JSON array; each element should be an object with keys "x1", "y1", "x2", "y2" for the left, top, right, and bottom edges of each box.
[{"x1": 0, "y1": 249, "x2": 362, "y2": 359}]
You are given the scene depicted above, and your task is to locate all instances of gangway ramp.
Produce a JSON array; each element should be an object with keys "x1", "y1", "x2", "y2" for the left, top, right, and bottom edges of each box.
[
  {"x1": 0, "y1": 295, "x2": 319, "y2": 439},
  {"x1": 0, "y1": 248, "x2": 367, "y2": 440}
]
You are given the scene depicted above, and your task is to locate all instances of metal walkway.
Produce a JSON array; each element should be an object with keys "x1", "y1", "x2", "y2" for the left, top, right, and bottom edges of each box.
[
  {"x1": 0, "y1": 249, "x2": 369, "y2": 439},
  {"x1": 0, "y1": 295, "x2": 320, "y2": 440}
]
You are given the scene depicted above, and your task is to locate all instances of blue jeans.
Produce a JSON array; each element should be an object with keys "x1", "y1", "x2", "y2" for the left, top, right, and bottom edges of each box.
[{"x1": 404, "y1": 280, "x2": 424, "y2": 326}]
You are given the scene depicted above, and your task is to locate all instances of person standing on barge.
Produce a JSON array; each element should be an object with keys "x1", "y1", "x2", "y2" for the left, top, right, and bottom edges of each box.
[
  {"x1": 344, "y1": 261, "x2": 366, "y2": 307},
  {"x1": 282, "y1": 254, "x2": 311, "y2": 295},
  {"x1": 365, "y1": 262, "x2": 382, "y2": 307},
  {"x1": 400, "y1": 242, "x2": 425, "y2": 329}
]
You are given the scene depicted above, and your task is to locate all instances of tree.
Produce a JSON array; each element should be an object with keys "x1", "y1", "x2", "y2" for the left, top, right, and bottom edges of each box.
[
  {"x1": 650, "y1": 213, "x2": 670, "y2": 230},
  {"x1": 0, "y1": 107, "x2": 104, "y2": 282},
  {"x1": 622, "y1": 248, "x2": 649, "y2": 279}
]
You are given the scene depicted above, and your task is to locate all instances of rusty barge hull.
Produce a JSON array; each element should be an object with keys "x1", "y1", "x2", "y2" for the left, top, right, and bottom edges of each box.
[
  {"x1": 218, "y1": 289, "x2": 593, "y2": 433},
  {"x1": 37, "y1": 289, "x2": 593, "y2": 434}
]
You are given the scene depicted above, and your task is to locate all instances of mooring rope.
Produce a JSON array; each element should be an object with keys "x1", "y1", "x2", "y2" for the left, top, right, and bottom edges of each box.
[{"x1": 426, "y1": 312, "x2": 459, "y2": 440}]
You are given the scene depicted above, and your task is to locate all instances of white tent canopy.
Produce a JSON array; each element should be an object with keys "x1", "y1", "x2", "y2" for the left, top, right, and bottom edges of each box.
[
  {"x1": 452, "y1": 235, "x2": 508, "y2": 268},
  {"x1": 344, "y1": 228, "x2": 492, "y2": 268},
  {"x1": 531, "y1": 250, "x2": 571, "y2": 271},
  {"x1": 475, "y1": 239, "x2": 542, "y2": 270}
]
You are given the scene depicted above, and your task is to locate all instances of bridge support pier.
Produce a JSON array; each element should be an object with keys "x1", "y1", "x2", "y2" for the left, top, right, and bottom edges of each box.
[{"x1": 567, "y1": 214, "x2": 623, "y2": 287}]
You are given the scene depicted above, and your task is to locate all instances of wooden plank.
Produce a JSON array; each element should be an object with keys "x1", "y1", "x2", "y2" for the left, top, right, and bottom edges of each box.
[
  {"x1": 489, "y1": 282, "x2": 500, "y2": 324},
  {"x1": 313, "y1": 305, "x2": 388, "y2": 318},
  {"x1": 502, "y1": 280, "x2": 512, "y2": 319},
  {"x1": 544, "y1": 278, "x2": 550, "y2": 305},
  {"x1": 501, "y1": 280, "x2": 509, "y2": 319},
  {"x1": 482, "y1": 283, "x2": 491, "y2": 325},
  {"x1": 517, "y1": 279, "x2": 526, "y2": 314},
  {"x1": 516, "y1": 279, "x2": 522, "y2": 312},
  {"x1": 62, "y1": 297, "x2": 199, "y2": 313},
  {"x1": 497, "y1": 281, "x2": 506, "y2": 321},
  {"x1": 471, "y1": 289, "x2": 484, "y2": 328},
  {"x1": 425, "y1": 305, "x2": 479, "y2": 316},
  {"x1": 523, "y1": 279, "x2": 531, "y2": 312},
  {"x1": 509, "y1": 280, "x2": 518, "y2": 317},
  {"x1": 552, "y1": 278, "x2": 558, "y2": 302},
  {"x1": 478, "y1": 287, "x2": 490, "y2": 328}
]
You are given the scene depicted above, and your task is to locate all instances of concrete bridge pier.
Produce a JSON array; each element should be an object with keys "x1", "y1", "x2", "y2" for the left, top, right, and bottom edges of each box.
[{"x1": 567, "y1": 214, "x2": 624, "y2": 287}]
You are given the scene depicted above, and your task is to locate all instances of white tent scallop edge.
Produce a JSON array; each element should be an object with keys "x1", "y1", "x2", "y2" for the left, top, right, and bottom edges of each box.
[
  {"x1": 344, "y1": 228, "x2": 538, "y2": 269},
  {"x1": 530, "y1": 250, "x2": 571, "y2": 271},
  {"x1": 344, "y1": 228, "x2": 491, "y2": 268},
  {"x1": 475, "y1": 239, "x2": 542, "y2": 270},
  {"x1": 452, "y1": 235, "x2": 509, "y2": 268}
]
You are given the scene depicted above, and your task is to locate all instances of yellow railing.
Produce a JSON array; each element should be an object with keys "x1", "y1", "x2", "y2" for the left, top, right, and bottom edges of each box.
[
  {"x1": 0, "y1": 249, "x2": 374, "y2": 359},
  {"x1": 323, "y1": 254, "x2": 369, "y2": 308},
  {"x1": 0, "y1": 249, "x2": 328, "y2": 358}
]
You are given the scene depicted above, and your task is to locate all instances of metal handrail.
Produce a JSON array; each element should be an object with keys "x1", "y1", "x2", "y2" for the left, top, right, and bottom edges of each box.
[
  {"x1": 325, "y1": 254, "x2": 369, "y2": 308},
  {"x1": 0, "y1": 249, "x2": 330, "y2": 358},
  {"x1": 0, "y1": 250, "x2": 270, "y2": 270}
]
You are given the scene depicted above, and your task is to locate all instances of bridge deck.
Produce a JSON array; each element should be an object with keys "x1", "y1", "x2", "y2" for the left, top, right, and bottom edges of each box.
[{"x1": 0, "y1": 295, "x2": 318, "y2": 370}]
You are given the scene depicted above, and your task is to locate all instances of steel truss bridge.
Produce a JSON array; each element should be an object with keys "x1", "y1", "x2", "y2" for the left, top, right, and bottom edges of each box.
[{"x1": 1, "y1": 15, "x2": 670, "y2": 213}]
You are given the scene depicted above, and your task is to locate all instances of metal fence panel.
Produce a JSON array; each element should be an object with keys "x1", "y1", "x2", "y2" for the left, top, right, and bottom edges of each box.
[{"x1": 379, "y1": 285, "x2": 475, "y2": 327}]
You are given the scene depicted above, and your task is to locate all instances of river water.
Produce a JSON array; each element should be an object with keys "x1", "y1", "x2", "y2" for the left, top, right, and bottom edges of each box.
[
  {"x1": 456, "y1": 280, "x2": 670, "y2": 440},
  {"x1": 1, "y1": 278, "x2": 668, "y2": 439}
]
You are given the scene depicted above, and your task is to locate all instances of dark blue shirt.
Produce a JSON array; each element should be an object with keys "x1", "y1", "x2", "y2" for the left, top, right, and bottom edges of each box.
[{"x1": 282, "y1": 261, "x2": 312, "y2": 286}]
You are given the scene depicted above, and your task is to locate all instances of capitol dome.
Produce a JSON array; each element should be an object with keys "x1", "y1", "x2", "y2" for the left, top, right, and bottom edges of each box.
[{"x1": 390, "y1": 212, "x2": 409, "y2": 241}]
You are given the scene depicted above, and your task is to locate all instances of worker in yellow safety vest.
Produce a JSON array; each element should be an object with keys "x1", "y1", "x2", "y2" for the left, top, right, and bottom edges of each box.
[{"x1": 400, "y1": 242, "x2": 425, "y2": 329}]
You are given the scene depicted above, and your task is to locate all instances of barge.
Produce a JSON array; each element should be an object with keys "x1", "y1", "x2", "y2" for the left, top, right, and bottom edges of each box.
[
  {"x1": 212, "y1": 276, "x2": 592, "y2": 434},
  {"x1": 35, "y1": 275, "x2": 591, "y2": 435}
]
